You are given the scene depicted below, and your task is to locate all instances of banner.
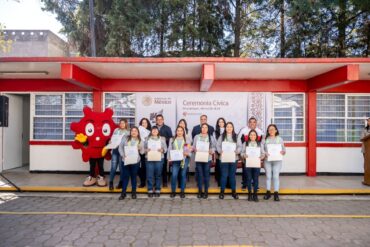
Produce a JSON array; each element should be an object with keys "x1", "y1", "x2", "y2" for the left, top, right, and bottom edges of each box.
[{"x1": 135, "y1": 93, "x2": 177, "y2": 131}]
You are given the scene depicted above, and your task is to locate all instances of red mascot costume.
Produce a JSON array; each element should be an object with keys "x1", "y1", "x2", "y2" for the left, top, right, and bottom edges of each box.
[{"x1": 70, "y1": 106, "x2": 117, "y2": 187}]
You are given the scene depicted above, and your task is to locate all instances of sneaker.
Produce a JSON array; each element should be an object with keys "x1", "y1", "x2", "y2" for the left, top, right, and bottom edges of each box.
[
  {"x1": 96, "y1": 176, "x2": 106, "y2": 187},
  {"x1": 116, "y1": 181, "x2": 122, "y2": 189},
  {"x1": 83, "y1": 176, "x2": 96, "y2": 187}
]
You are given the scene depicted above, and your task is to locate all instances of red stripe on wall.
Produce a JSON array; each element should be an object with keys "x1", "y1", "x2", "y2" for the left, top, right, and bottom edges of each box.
[
  {"x1": 0, "y1": 79, "x2": 88, "y2": 92},
  {"x1": 29, "y1": 141, "x2": 73, "y2": 145},
  {"x1": 317, "y1": 143, "x2": 362, "y2": 148}
]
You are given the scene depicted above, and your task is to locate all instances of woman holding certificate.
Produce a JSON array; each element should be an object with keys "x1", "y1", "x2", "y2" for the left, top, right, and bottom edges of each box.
[
  {"x1": 214, "y1": 117, "x2": 226, "y2": 187},
  {"x1": 263, "y1": 124, "x2": 286, "y2": 201},
  {"x1": 144, "y1": 126, "x2": 167, "y2": 198},
  {"x1": 168, "y1": 126, "x2": 192, "y2": 198},
  {"x1": 216, "y1": 122, "x2": 241, "y2": 200},
  {"x1": 241, "y1": 130, "x2": 265, "y2": 202},
  {"x1": 138, "y1": 118, "x2": 152, "y2": 188},
  {"x1": 118, "y1": 127, "x2": 145, "y2": 200},
  {"x1": 107, "y1": 119, "x2": 130, "y2": 190},
  {"x1": 193, "y1": 123, "x2": 216, "y2": 199}
]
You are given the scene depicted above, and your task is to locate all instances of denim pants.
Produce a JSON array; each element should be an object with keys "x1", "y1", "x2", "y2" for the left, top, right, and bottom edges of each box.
[
  {"x1": 246, "y1": 168, "x2": 260, "y2": 193},
  {"x1": 121, "y1": 162, "x2": 140, "y2": 195},
  {"x1": 146, "y1": 159, "x2": 164, "y2": 193},
  {"x1": 171, "y1": 158, "x2": 189, "y2": 193},
  {"x1": 138, "y1": 154, "x2": 146, "y2": 186},
  {"x1": 264, "y1": 160, "x2": 282, "y2": 192},
  {"x1": 220, "y1": 162, "x2": 237, "y2": 191},
  {"x1": 109, "y1": 148, "x2": 121, "y2": 183},
  {"x1": 196, "y1": 161, "x2": 211, "y2": 192}
]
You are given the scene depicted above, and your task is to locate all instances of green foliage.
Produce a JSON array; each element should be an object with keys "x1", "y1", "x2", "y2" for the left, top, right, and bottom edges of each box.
[{"x1": 41, "y1": 0, "x2": 370, "y2": 57}]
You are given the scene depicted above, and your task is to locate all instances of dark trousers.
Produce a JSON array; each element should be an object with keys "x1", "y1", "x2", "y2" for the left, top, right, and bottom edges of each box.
[
  {"x1": 246, "y1": 168, "x2": 260, "y2": 193},
  {"x1": 162, "y1": 154, "x2": 168, "y2": 185},
  {"x1": 89, "y1": 158, "x2": 104, "y2": 177},
  {"x1": 215, "y1": 158, "x2": 221, "y2": 186},
  {"x1": 220, "y1": 162, "x2": 237, "y2": 191},
  {"x1": 121, "y1": 162, "x2": 140, "y2": 195},
  {"x1": 138, "y1": 154, "x2": 146, "y2": 186},
  {"x1": 196, "y1": 161, "x2": 211, "y2": 193}
]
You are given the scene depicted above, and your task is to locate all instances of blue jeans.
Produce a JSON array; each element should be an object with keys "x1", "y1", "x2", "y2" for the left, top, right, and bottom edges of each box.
[
  {"x1": 121, "y1": 162, "x2": 140, "y2": 195},
  {"x1": 196, "y1": 161, "x2": 211, "y2": 192},
  {"x1": 146, "y1": 159, "x2": 163, "y2": 193},
  {"x1": 109, "y1": 149, "x2": 121, "y2": 183},
  {"x1": 220, "y1": 162, "x2": 237, "y2": 191},
  {"x1": 264, "y1": 160, "x2": 282, "y2": 192},
  {"x1": 171, "y1": 158, "x2": 189, "y2": 193},
  {"x1": 246, "y1": 168, "x2": 260, "y2": 193}
]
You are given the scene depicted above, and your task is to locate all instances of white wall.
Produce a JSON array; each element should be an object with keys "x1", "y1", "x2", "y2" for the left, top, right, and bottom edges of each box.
[
  {"x1": 280, "y1": 147, "x2": 306, "y2": 173},
  {"x1": 30, "y1": 145, "x2": 111, "y2": 171},
  {"x1": 317, "y1": 147, "x2": 363, "y2": 173}
]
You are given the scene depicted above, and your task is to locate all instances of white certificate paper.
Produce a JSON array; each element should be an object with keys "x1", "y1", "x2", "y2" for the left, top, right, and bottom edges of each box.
[
  {"x1": 105, "y1": 133, "x2": 125, "y2": 149},
  {"x1": 148, "y1": 151, "x2": 161, "y2": 161},
  {"x1": 195, "y1": 152, "x2": 209, "y2": 163},
  {"x1": 124, "y1": 146, "x2": 139, "y2": 165},
  {"x1": 222, "y1": 142, "x2": 236, "y2": 152},
  {"x1": 196, "y1": 141, "x2": 209, "y2": 152},
  {"x1": 148, "y1": 139, "x2": 161, "y2": 151},
  {"x1": 139, "y1": 126, "x2": 150, "y2": 141},
  {"x1": 246, "y1": 157, "x2": 261, "y2": 168},
  {"x1": 221, "y1": 142, "x2": 236, "y2": 163},
  {"x1": 246, "y1": 147, "x2": 261, "y2": 158},
  {"x1": 267, "y1": 144, "x2": 283, "y2": 161},
  {"x1": 170, "y1": 150, "x2": 184, "y2": 161}
]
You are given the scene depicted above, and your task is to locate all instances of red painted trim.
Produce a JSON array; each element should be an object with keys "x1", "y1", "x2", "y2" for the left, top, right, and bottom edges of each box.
[
  {"x1": 102, "y1": 79, "x2": 200, "y2": 92},
  {"x1": 285, "y1": 143, "x2": 307, "y2": 147},
  {"x1": 324, "y1": 80, "x2": 370, "y2": 93},
  {"x1": 0, "y1": 79, "x2": 88, "y2": 91},
  {"x1": 1, "y1": 57, "x2": 370, "y2": 64},
  {"x1": 29, "y1": 141, "x2": 73, "y2": 145},
  {"x1": 308, "y1": 65, "x2": 360, "y2": 91},
  {"x1": 210, "y1": 80, "x2": 307, "y2": 92},
  {"x1": 307, "y1": 92, "x2": 317, "y2": 176},
  {"x1": 93, "y1": 90, "x2": 102, "y2": 112},
  {"x1": 317, "y1": 143, "x2": 362, "y2": 148},
  {"x1": 200, "y1": 64, "x2": 215, "y2": 91},
  {"x1": 61, "y1": 63, "x2": 101, "y2": 90}
]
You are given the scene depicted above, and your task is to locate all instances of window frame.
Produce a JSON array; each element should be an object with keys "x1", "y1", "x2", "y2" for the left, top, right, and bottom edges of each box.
[
  {"x1": 103, "y1": 92, "x2": 136, "y2": 127},
  {"x1": 271, "y1": 92, "x2": 306, "y2": 143}
]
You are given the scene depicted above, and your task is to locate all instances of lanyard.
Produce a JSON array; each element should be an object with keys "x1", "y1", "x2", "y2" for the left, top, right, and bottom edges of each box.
[
  {"x1": 199, "y1": 135, "x2": 209, "y2": 142},
  {"x1": 266, "y1": 136, "x2": 280, "y2": 144},
  {"x1": 174, "y1": 138, "x2": 184, "y2": 150},
  {"x1": 128, "y1": 139, "x2": 139, "y2": 147}
]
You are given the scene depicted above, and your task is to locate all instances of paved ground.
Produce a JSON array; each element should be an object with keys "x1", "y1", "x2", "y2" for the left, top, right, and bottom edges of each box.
[{"x1": 0, "y1": 193, "x2": 370, "y2": 247}]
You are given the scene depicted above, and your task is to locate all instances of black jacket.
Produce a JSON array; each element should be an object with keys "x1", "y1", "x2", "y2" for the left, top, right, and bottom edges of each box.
[{"x1": 156, "y1": 124, "x2": 173, "y2": 147}]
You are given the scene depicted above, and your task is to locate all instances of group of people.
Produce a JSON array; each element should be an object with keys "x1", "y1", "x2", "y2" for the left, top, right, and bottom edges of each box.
[{"x1": 85, "y1": 114, "x2": 286, "y2": 202}]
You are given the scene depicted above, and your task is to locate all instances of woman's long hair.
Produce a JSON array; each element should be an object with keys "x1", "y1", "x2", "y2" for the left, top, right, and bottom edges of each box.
[
  {"x1": 139, "y1": 117, "x2": 151, "y2": 130},
  {"x1": 215, "y1": 117, "x2": 226, "y2": 139},
  {"x1": 221, "y1": 122, "x2": 237, "y2": 143},
  {"x1": 127, "y1": 126, "x2": 141, "y2": 143},
  {"x1": 265, "y1": 124, "x2": 280, "y2": 139}
]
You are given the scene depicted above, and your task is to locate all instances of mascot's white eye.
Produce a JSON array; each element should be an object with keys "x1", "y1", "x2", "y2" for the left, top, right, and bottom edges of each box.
[
  {"x1": 85, "y1": 123, "x2": 94, "y2": 136},
  {"x1": 102, "y1": 123, "x2": 111, "y2": 136}
]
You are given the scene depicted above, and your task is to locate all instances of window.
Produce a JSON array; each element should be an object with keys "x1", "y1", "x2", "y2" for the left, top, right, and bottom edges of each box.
[
  {"x1": 32, "y1": 93, "x2": 92, "y2": 140},
  {"x1": 317, "y1": 94, "x2": 370, "y2": 142},
  {"x1": 272, "y1": 93, "x2": 305, "y2": 142},
  {"x1": 104, "y1": 93, "x2": 136, "y2": 127}
]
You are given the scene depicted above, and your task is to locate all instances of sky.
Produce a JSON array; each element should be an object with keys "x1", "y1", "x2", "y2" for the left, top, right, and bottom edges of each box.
[{"x1": 0, "y1": 0, "x2": 66, "y2": 40}]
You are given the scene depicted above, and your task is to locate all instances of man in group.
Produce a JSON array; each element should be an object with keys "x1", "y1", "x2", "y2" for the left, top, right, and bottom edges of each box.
[
  {"x1": 155, "y1": 114, "x2": 173, "y2": 187},
  {"x1": 238, "y1": 117, "x2": 264, "y2": 190},
  {"x1": 191, "y1": 114, "x2": 215, "y2": 139}
]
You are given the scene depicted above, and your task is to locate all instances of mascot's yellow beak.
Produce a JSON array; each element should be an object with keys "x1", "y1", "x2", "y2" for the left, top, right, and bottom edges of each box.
[{"x1": 75, "y1": 133, "x2": 87, "y2": 143}]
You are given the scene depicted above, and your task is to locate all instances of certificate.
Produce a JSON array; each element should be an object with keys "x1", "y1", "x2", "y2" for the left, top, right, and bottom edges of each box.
[
  {"x1": 221, "y1": 152, "x2": 235, "y2": 163},
  {"x1": 196, "y1": 141, "x2": 209, "y2": 152},
  {"x1": 195, "y1": 152, "x2": 209, "y2": 163},
  {"x1": 139, "y1": 126, "x2": 150, "y2": 141},
  {"x1": 267, "y1": 144, "x2": 283, "y2": 161},
  {"x1": 105, "y1": 133, "x2": 125, "y2": 149},
  {"x1": 222, "y1": 142, "x2": 236, "y2": 152},
  {"x1": 124, "y1": 146, "x2": 139, "y2": 165},
  {"x1": 148, "y1": 139, "x2": 161, "y2": 151},
  {"x1": 246, "y1": 157, "x2": 261, "y2": 168},
  {"x1": 170, "y1": 150, "x2": 184, "y2": 161},
  {"x1": 246, "y1": 147, "x2": 261, "y2": 158},
  {"x1": 148, "y1": 151, "x2": 161, "y2": 161}
]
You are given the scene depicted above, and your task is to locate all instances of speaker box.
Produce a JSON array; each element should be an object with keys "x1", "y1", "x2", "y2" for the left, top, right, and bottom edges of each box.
[{"x1": 0, "y1": 95, "x2": 9, "y2": 127}]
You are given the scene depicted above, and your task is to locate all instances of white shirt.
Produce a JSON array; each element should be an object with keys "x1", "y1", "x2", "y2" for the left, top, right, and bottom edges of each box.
[{"x1": 237, "y1": 126, "x2": 264, "y2": 146}]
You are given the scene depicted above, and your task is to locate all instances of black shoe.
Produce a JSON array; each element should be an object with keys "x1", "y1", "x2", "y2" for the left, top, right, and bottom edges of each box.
[
  {"x1": 163, "y1": 183, "x2": 168, "y2": 188},
  {"x1": 180, "y1": 192, "x2": 185, "y2": 198},
  {"x1": 197, "y1": 192, "x2": 203, "y2": 199},
  {"x1": 232, "y1": 192, "x2": 239, "y2": 200},
  {"x1": 274, "y1": 191, "x2": 280, "y2": 201},
  {"x1": 253, "y1": 192, "x2": 259, "y2": 202},
  {"x1": 241, "y1": 186, "x2": 247, "y2": 191},
  {"x1": 203, "y1": 192, "x2": 208, "y2": 199},
  {"x1": 116, "y1": 181, "x2": 122, "y2": 189},
  {"x1": 247, "y1": 192, "x2": 253, "y2": 201},
  {"x1": 148, "y1": 193, "x2": 153, "y2": 198},
  {"x1": 264, "y1": 190, "x2": 271, "y2": 200},
  {"x1": 154, "y1": 192, "x2": 160, "y2": 198},
  {"x1": 170, "y1": 192, "x2": 176, "y2": 198},
  {"x1": 131, "y1": 193, "x2": 137, "y2": 199},
  {"x1": 138, "y1": 184, "x2": 145, "y2": 188},
  {"x1": 118, "y1": 193, "x2": 126, "y2": 200},
  {"x1": 109, "y1": 182, "x2": 114, "y2": 191},
  {"x1": 219, "y1": 192, "x2": 224, "y2": 199}
]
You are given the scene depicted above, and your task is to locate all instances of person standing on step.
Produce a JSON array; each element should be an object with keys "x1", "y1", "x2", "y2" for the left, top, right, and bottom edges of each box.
[
  {"x1": 216, "y1": 122, "x2": 241, "y2": 200},
  {"x1": 155, "y1": 114, "x2": 173, "y2": 188},
  {"x1": 214, "y1": 117, "x2": 226, "y2": 187},
  {"x1": 263, "y1": 124, "x2": 286, "y2": 202},
  {"x1": 138, "y1": 118, "x2": 152, "y2": 188}
]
